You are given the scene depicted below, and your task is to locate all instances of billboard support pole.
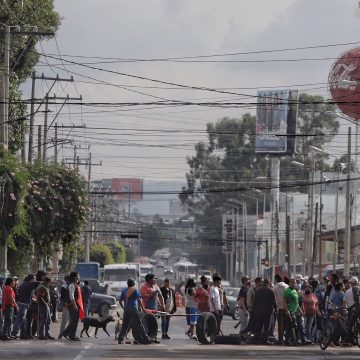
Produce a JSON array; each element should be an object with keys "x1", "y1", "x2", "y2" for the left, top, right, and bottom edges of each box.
[{"x1": 271, "y1": 157, "x2": 280, "y2": 267}]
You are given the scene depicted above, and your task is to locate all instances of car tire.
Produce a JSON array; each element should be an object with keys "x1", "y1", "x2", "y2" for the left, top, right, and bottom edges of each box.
[
  {"x1": 99, "y1": 303, "x2": 110, "y2": 318},
  {"x1": 214, "y1": 335, "x2": 242, "y2": 345},
  {"x1": 196, "y1": 312, "x2": 217, "y2": 345},
  {"x1": 132, "y1": 312, "x2": 158, "y2": 343},
  {"x1": 232, "y1": 307, "x2": 241, "y2": 320}
]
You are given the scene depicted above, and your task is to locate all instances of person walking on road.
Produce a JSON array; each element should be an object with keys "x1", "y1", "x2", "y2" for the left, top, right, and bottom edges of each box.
[
  {"x1": 118, "y1": 278, "x2": 151, "y2": 344},
  {"x1": 237, "y1": 276, "x2": 250, "y2": 335},
  {"x1": 60, "y1": 272, "x2": 81, "y2": 341},
  {"x1": 160, "y1": 278, "x2": 176, "y2": 339},
  {"x1": 184, "y1": 278, "x2": 198, "y2": 340},
  {"x1": 81, "y1": 280, "x2": 92, "y2": 318}
]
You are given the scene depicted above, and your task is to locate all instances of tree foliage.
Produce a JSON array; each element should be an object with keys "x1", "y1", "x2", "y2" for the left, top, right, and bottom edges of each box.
[
  {"x1": 90, "y1": 244, "x2": 114, "y2": 268},
  {"x1": 25, "y1": 162, "x2": 88, "y2": 259},
  {"x1": 105, "y1": 240, "x2": 126, "y2": 263},
  {"x1": 180, "y1": 94, "x2": 339, "y2": 262},
  {"x1": 0, "y1": 0, "x2": 61, "y2": 153}
]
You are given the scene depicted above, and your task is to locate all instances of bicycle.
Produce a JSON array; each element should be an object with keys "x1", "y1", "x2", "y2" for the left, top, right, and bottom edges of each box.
[{"x1": 319, "y1": 301, "x2": 360, "y2": 350}]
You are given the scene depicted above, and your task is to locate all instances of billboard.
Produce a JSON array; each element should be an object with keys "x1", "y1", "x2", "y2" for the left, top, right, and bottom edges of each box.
[
  {"x1": 255, "y1": 89, "x2": 292, "y2": 153},
  {"x1": 111, "y1": 178, "x2": 143, "y2": 201},
  {"x1": 328, "y1": 47, "x2": 360, "y2": 120},
  {"x1": 222, "y1": 212, "x2": 235, "y2": 254}
]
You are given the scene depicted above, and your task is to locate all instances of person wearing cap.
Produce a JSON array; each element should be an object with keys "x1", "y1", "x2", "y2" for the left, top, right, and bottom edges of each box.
[
  {"x1": 210, "y1": 273, "x2": 222, "y2": 335},
  {"x1": 118, "y1": 278, "x2": 152, "y2": 344},
  {"x1": 237, "y1": 276, "x2": 250, "y2": 335},
  {"x1": 324, "y1": 273, "x2": 339, "y2": 317},
  {"x1": 343, "y1": 276, "x2": 360, "y2": 346}
]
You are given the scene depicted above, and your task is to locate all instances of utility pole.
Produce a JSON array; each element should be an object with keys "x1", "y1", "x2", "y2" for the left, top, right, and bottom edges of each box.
[
  {"x1": 275, "y1": 200, "x2": 280, "y2": 265},
  {"x1": 285, "y1": 195, "x2": 291, "y2": 274},
  {"x1": 344, "y1": 127, "x2": 352, "y2": 278},
  {"x1": 28, "y1": 74, "x2": 73, "y2": 163},
  {"x1": 85, "y1": 153, "x2": 92, "y2": 262},
  {"x1": 319, "y1": 172, "x2": 323, "y2": 278},
  {"x1": 0, "y1": 26, "x2": 9, "y2": 276},
  {"x1": 54, "y1": 123, "x2": 58, "y2": 164},
  {"x1": 42, "y1": 94, "x2": 49, "y2": 162},
  {"x1": 311, "y1": 202, "x2": 319, "y2": 277},
  {"x1": 37, "y1": 125, "x2": 42, "y2": 161}
]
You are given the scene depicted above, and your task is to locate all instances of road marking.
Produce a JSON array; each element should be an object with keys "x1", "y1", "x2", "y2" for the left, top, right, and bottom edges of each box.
[{"x1": 73, "y1": 345, "x2": 90, "y2": 360}]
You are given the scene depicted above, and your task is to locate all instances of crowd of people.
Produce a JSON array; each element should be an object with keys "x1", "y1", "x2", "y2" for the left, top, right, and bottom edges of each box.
[
  {"x1": 0, "y1": 271, "x2": 92, "y2": 341},
  {"x1": 236, "y1": 273, "x2": 360, "y2": 346}
]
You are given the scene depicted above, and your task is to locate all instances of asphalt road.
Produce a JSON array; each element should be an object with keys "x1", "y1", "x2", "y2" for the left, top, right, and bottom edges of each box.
[{"x1": 0, "y1": 312, "x2": 359, "y2": 360}]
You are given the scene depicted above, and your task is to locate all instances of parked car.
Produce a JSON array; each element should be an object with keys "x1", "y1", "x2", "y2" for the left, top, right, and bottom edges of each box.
[
  {"x1": 223, "y1": 287, "x2": 240, "y2": 320},
  {"x1": 82, "y1": 278, "x2": 108, "y2": 294},
  {"x1": 58, "y1": 283, "x2": 117, "y2": 318}
]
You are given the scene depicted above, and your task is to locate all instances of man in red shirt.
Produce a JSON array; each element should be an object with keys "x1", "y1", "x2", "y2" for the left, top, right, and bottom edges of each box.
[
  {"x1": 140, "y1": 274, "x2": 165, "y2": 311},
  {"x1": 195, "y1": 275, "x2": 210, "y2": 313},
  {"x1": 2, "y1": 277, "x2": 18, "y2": 340}
]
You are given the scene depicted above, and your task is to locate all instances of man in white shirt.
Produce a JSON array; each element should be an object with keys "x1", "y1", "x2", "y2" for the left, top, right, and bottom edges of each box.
[
  {"x1": 210, "y1": 273, "x2": 222, "y2": 335},
  {"x1": 274, "y1": 274, "x2": 289, "y2": 345}
]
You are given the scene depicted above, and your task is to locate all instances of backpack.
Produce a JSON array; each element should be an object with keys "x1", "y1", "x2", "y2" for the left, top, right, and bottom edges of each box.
[{"x1": 60, "y1": 284, "x2": 70, "y2": 304}]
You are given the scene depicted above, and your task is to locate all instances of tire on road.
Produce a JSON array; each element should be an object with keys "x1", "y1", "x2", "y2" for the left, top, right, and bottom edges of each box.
[
  {"x1": 196, "y1": 312, "x2": 217, "y2": 345},
  {"x1": 99, "y1": 303, "x2": 110, "y2": 318},
  {"x1": 214, "y1": 335, "x2": 242, "y2": 345},
  {"x1": 319, "y1": 323, "x2": 333, "y2": 350},
  {"x1": 132, "y1": 312, "x2": 158, "y2": 343},
  {"x1": 232, "y1": 307, "x2": 240, "y2": 321}
]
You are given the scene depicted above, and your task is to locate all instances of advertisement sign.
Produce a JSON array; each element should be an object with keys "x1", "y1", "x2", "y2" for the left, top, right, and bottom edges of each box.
[
  {"x1": 255, "y1": 89, "x2": 290, "y2": 153},
  {"x1": 222, "y1": 212, "x2": 235, "y2": 254},
  {"x1": 328, "y1": 47, "x2": 360, "y2": 120},
  {"x1": 111, "y1": 178, "x2": 143, "y2": 201}
]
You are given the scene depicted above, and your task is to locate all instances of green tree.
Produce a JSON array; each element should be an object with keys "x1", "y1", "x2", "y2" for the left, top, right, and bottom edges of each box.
[
  {"x1": 180, "y1": 95, "x2": 339, "y2": 267},
  {"x1": 90, "y1": 244, "x2": 114, "y2": 268},
  {"x1": 25, "y1": 162, "x2": 88, "y2": 262},
  {"x1": 105, "y1": 240, "x2": 126, "y2": 263},
  {"x1": 141, "y1": 222, "x2": 167, "y2": 257},
  {"x1": 0, "y1": 1, "x2": 61, "y2": 153}
]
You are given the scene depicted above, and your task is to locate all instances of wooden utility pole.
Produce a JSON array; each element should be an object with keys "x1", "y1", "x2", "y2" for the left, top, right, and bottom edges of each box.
[{"x1": 311, "y1": 202, "x2": 319, "y2": 277}]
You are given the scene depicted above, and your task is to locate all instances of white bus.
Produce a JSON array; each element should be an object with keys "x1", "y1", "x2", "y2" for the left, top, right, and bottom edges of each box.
[
  {"x1": 103, "y1": 263, "x2": 139, "y2": 298},
  {"x1": 139, "y1": 264, "x2": 154, "y2": 282},
  {"x1": 173, "y1": 260, "x2": 198, "y2": 281}
]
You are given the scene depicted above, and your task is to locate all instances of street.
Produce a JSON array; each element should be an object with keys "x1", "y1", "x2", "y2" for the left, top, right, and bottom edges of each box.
[{"x1": 0, "y1": 314, "x2": 359, "y2": 360}]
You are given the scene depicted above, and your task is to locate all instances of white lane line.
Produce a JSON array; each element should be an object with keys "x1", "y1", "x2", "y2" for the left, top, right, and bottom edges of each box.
[{"x1": 73, "y1": 345, "x2": 90, "y2": 360}]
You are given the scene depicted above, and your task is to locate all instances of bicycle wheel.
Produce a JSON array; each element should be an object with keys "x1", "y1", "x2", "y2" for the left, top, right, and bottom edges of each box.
[
  {"x1": 319, "y1": 324, "x2": 333, "y2": 351},
  {"x1": 354, "y1": 322, "x2": 360, "y2": 348}
]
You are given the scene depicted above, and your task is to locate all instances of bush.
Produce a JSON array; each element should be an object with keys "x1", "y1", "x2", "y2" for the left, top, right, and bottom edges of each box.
[{"x1": 90, "y1": 244, "x2": 114, "y2": 267}]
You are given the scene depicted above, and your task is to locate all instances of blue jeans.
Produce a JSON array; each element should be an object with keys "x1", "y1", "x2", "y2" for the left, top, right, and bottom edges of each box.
[
  {"x1": 2, "y1": 306, "x2": 14, "y2": 337},
  {"x1": 11, "y1": 303, "x2": 29, "y2": 336},
  {"x1": 38, "y1": 305, "x2": 51, "y2": 337},
  {"x1": 161, "y1": 315, "x2": 170, "y2": 334},
  {"x1": 304, "y1": 315, "x2": 315, "y2": 341}
]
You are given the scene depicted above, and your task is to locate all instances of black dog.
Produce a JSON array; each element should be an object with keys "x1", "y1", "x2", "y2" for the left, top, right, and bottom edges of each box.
[{"x1": 80, "y1": 315, "x2": 115, "y2": 338}]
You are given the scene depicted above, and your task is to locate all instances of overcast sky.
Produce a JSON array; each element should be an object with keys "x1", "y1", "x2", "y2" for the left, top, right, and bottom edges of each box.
[{"x1": 26, "y1": 0, "x2": 360, "y2": 182}]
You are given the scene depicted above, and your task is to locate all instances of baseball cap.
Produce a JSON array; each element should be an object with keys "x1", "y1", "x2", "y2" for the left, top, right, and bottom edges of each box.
[{"x1": 350, "y1": 276, "x2": 358, "y2": 284}]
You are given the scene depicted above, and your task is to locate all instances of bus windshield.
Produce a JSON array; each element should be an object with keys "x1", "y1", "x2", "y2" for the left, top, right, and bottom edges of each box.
[{"x1": 104, "y1": 268, "x2": 137, "y2": 282}]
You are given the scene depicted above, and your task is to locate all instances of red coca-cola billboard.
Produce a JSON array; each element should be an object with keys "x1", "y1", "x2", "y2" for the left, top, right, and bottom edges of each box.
[{"x1": 329, "y1": 47, "x2": 360, "y2": 120}]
